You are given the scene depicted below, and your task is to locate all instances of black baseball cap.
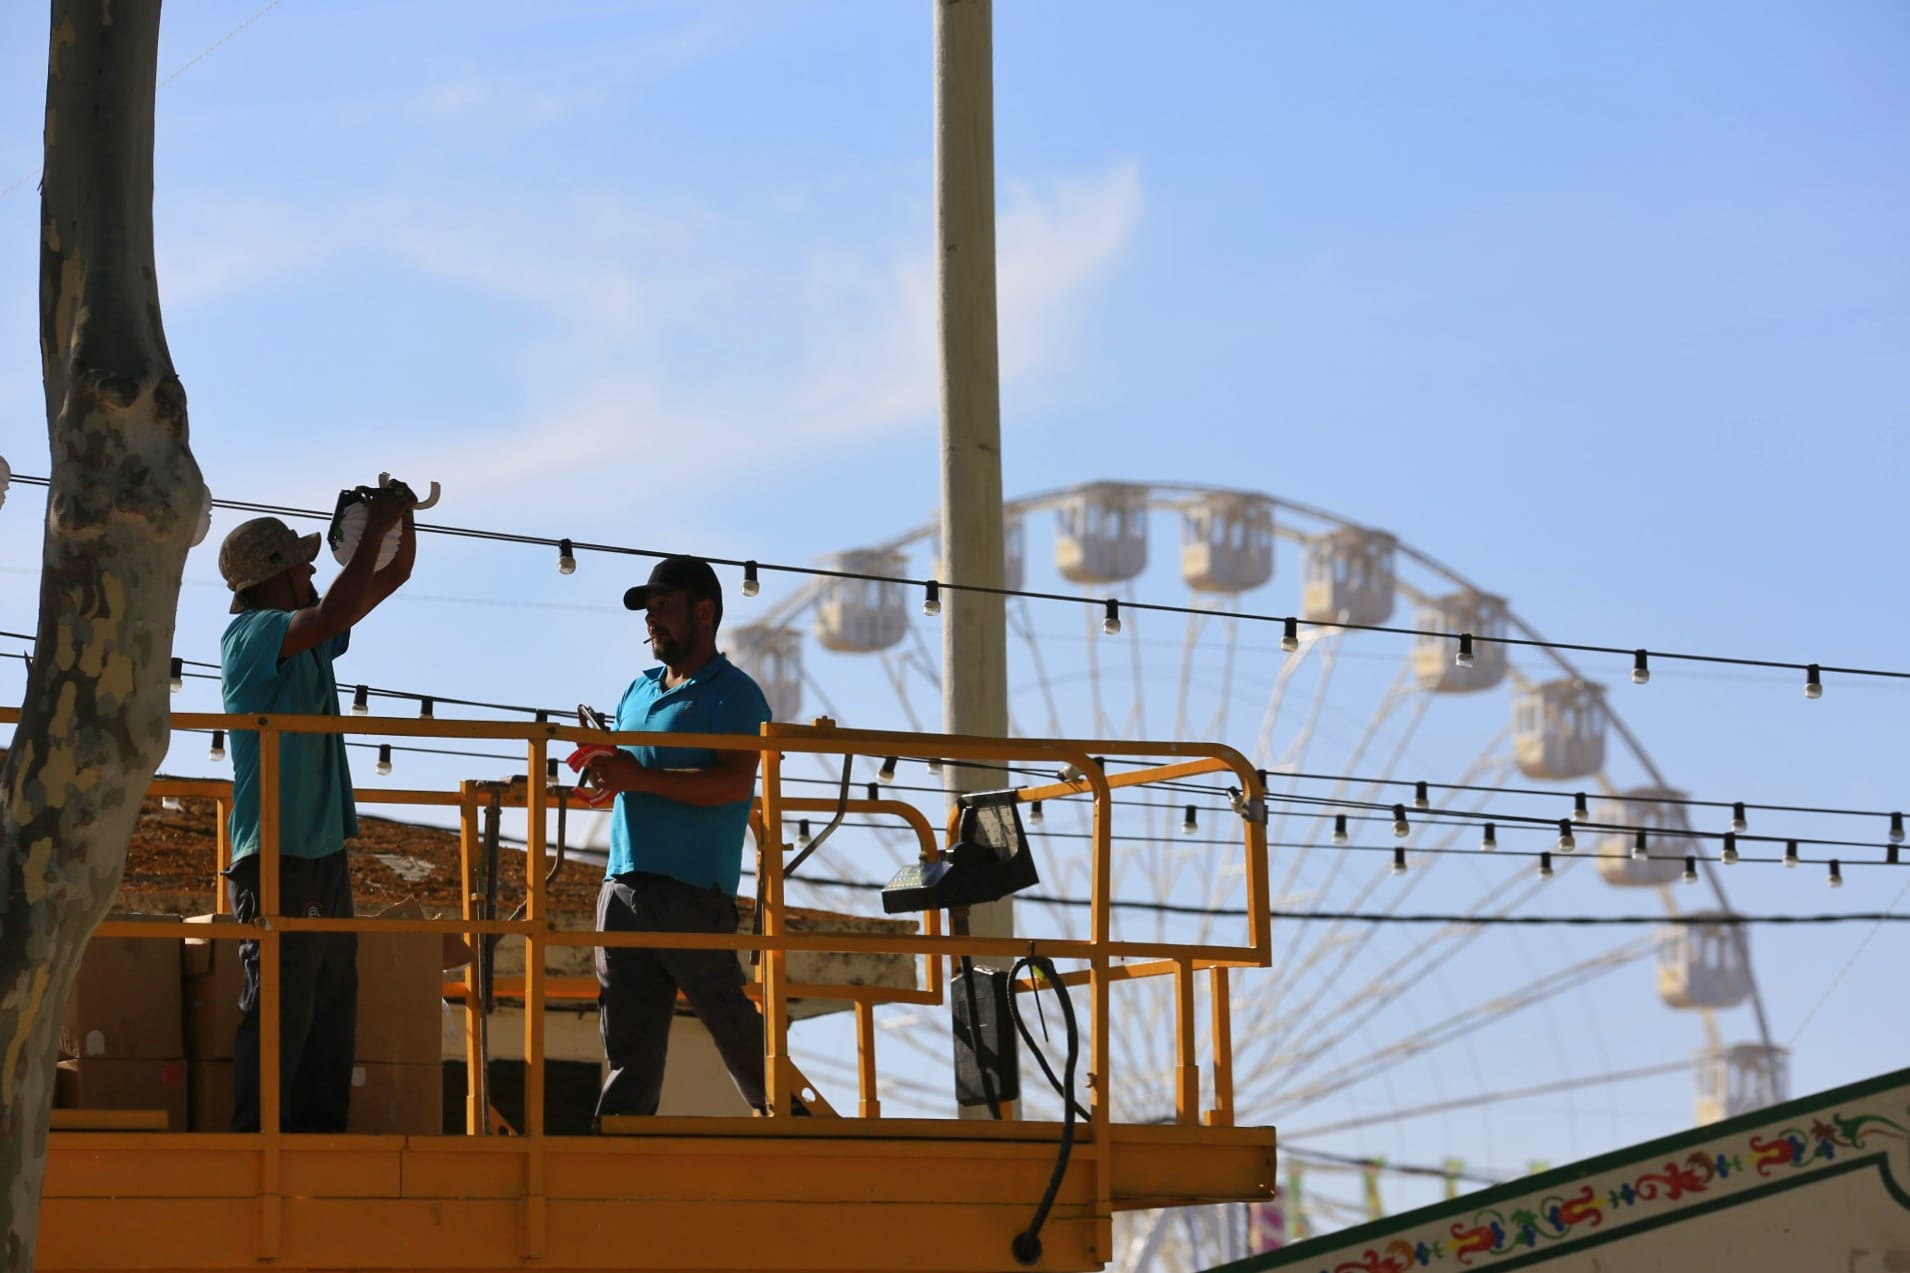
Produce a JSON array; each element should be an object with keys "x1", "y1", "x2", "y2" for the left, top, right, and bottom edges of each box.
[{"x1": 623, "y1": 555, "x2": 723, "y2": 622}]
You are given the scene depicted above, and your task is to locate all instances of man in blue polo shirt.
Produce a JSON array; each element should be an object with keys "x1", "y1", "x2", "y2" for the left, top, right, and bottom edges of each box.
[
  {"x1": 575, "y1": 555, "x2": 774, "y2": 1118},
  {"x1": 216, "y1": 489, "x2": 415, "y2": 1131}
]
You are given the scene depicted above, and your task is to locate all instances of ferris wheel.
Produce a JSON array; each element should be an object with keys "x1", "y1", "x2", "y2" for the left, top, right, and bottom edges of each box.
[{"x1": 724, "y1": 480, "x2": 1785, "y2": 1271}]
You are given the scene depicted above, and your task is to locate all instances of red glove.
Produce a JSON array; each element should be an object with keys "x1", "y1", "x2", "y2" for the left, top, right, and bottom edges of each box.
[{"x1": 565, "y1": 744, "x2": 620, "y2": 808}]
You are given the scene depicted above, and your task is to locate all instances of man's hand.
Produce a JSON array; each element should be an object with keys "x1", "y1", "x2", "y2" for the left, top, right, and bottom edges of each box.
[
  {"x1": 361, "y1": 484, "x2": 415, "y2": 535},
  {"x1": 579, "y1": 748, "x2": 643, "y2": 795}
]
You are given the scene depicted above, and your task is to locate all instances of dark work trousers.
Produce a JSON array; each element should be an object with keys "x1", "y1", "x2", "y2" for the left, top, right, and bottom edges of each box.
[
  {"x1": 594, "y1": 872, "x2": 768, "y2": 1118},
  {"x1": 227, "y1": 851, "x2": 358, "y2": 1133}
]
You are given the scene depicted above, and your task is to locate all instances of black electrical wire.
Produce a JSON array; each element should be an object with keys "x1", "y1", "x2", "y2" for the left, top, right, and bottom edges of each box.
[
  {"x1": 8, "y1": 471, "x2": 1907, "y2": 683},
  {"x1": 1007, "y1": 953, "x2": 1079, "y2": 1268}
]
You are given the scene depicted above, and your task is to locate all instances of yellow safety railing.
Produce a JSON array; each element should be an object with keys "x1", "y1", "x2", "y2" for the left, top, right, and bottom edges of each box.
[{"x1": 15, "y1": 709, "x2": 1272, "y2": 1144}]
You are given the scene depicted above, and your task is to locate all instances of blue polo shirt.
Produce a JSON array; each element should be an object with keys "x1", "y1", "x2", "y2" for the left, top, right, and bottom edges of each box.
[
  {"x1": 606, "y1": 653, "x2": 771, "y2": 896},
  {"x1": 220, "y1": 609, "x2": 357, "y2": 863}
]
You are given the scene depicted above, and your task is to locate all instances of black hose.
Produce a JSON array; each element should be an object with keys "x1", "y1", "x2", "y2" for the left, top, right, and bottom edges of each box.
[{"x1": 1007, "y1": 954, "x2": 1080, "y2": 1267}]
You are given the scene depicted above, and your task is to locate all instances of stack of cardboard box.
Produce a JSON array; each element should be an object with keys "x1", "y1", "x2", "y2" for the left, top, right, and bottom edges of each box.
[
  {"x1": 55, "y1": 899, "x2": 446, "y2": 1133},
  {"x1": 57, "y1": 923, "x2": 188, "y2": 1131}
]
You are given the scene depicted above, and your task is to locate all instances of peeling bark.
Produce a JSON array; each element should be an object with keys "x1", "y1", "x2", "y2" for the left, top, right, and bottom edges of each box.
[{"x1": 2, "y1": 2, "x2": 201, "y2": 1267}]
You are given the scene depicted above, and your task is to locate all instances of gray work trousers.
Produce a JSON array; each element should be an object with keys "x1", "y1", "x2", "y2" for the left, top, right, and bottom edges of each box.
[{"x1": 593, "y1": 872, "x2": 767, "y2": 1118}]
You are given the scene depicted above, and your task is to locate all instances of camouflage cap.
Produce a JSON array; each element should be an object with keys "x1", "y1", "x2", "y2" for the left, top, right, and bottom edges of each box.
[{"x1": 218, "y1": 516, "x2": 320, "y2": 613}]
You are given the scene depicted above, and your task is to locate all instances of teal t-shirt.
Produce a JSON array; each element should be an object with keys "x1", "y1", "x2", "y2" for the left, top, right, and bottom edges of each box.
[
  {"x1": 606, "y1": 653, "x2": 771, "y2": 896},
  {"x1": 220, "y1": 609, "x2": 358, "y2": 863}
]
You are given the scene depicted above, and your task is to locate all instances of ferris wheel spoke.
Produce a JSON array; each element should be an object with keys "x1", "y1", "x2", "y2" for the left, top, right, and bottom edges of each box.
[
  {"x1": 1279, "y1": 1059, "x2": 1697, "y2": 1141},
  {"x1": 1009, "y1": 601, "x2": 1065, "y2": 737},
  {"x1": 1203, "y1": 614, "x2": 1242, "y2": 742},
  {"x1": 1172, "y1": 607, "x2": 1210, "y2": 742},
  {"x1": 1124, "y1": 584, "x2": 1151, "y2": 740},
  {"x1": 1264, "y1": 936, "x2": 1655, "y2": 1113},
  {"x1": 877, "y1": 649, "x2": 927, "y2": 733}
]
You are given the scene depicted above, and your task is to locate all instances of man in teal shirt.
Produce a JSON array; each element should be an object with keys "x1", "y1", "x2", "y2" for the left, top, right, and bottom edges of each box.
[
  {"x1": 217, "y1": 489, "x2": 414, "y2": 1132},
  {"x1": 575, "y1": 556, "x2": 774, "y2": 1117}
]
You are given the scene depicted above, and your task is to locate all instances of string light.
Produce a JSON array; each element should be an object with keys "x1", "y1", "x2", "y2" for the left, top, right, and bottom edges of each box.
[
  {"x1": 741, "y1": 560, "x2": 760, "y2": 598},
  {"x1": 376, "y1": 744, "x2": 392, "y2": 775},
  {"x1": 1181, "y1": 804, "x2": 1198, "y2": 835},
  {"x1": 1783, "y1": 840, "x2": 1800, "y2": 868},
  {"x1": 1721, "y1": 833, "x2": 1739, "y2": 866},
  {"x1": 1280, "y1": 617, "x2": 1299, "y2": 653},
  {"x1": 1889, "y1": 845, "x2": 1901, "y2": 867},
  {"x1": 546, "y1": 757, "x2": 559, "y2": 783},
  {"x1": 1538, "y1": 851, "x2": 1554, "y2": 880},
  {"x1": 418, "y1": 697, "x2": 434, "y2": 719},
  {"x1": 1413, "y1": 781, "x2": 1430, "y2": 811},
  {"x1": 1806, "y1": 664, "x2": 1823, "y2": 699},
  {"x1": 1730, "y1": 802, "x2": 1748, "y2": 833},
  {"x1": 1028, "y1": 800, "x2": 1044, "y2": 827},
  {"x1": 557, "y1": 538, "x2": 576, "y2": 575},
  {"x1": 169, "y1": 657, "x2": 183, "y2": 692},
  {"x1": 1391, "y1": 846, "x2": 1407, "y2": 876},
  {"x1": 865, "y1": 782, "x2": 879, "y2": 802},
  {"x1": 1891, "y1": 812, "x2": 1903, "y2": 845},
  {"x1": 1480, "y1": 822, "x2": 1497, "y2": 852},
  {"x1": 1102, "y1": 599, "x2": 1122, "y2": 636},
  {"x1": 796, "y1": 819, "x2": 812, "y2": 848},
  {"x1": 1632, "y1": 649, "x2": 1650, "y2": 685},
  {"x1": 1455, "y1": 632, "x2": 1474, "y2": 668},
  {"x1": 878, "y1": 756, "x2": 897, "y2": 784},
  {"x1": 1631, "y1": 829, "x2": 1647, "y2": 861},
  {"x1": 208, "y1": 730, "x2": 225, "y2": 762},
  {"x1": 922, "y1": 580, "x2": 941, "y2": 618},
  {"x1": 1556, "y1": 819, "x2": 1575, "y2": 853},
  {"x1": 1392, "y1": 804, "x2": 1410, "y2": 838},
  {"x1": 1682, "y1": 856, "x2": 1698, "y2": 885},
  {"x1": 352, "y1": 684, "x2": 369, "y2": 715},
  {"x1": 1571, "y1": 791, "x2": 1589, "y2": 822},
  {"x1": 1828, "y1": 858, "x2": 1843, "y2": 888},
  {"x1": 926, "y1": 757, "x2": 943, "y2": 776},
  {"x1": 1332, "y1": 814, "x2": 1350, "y2": 845}
]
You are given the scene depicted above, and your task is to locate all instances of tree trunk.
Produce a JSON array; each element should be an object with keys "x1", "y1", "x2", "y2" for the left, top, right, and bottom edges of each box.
[{"x1": 2, "y1": 2, "x2": 200, "y2": 1267}]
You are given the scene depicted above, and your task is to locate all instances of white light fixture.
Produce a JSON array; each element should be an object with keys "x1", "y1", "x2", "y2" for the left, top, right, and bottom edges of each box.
[
  {"x1": 1730, "y1": 802, "x2": 1748, "y2": 833},
  {"x1": 797, "y1": 819, "x2": 812, "y2": 848},
  {"x1": 1805, "y1": 663, "x2": 1822, "y2": 699},
  {"x1": 1828, "y1": 858, "x2": 1843, "y2": 888},
  {"x1": 1413, "y1": 781, "x2": 1430, "y2": 811},
  {"x1": 1028, "y1": 800, "x2": 1044, "y2": 827},
  {"x1": 1571, "y1": 791, "x2": 1589, "y2": 822},
  {"x1": 926, "y1": 757, "x2": 943, "y2": 776},
  {"x1": 376, "y1": 744, "x2": 393, "y2": 776},
  {"x1": 1632, "y1": 649, "x2": 1650, "y2": 685},
  {"x1": 1392, "y1": 804, "x2": 1410, "y2": 838},
  {"x1": 1783, "y1": 840, "x2": 1799, "y2": 868},
  {"x1": 741, "y1": 560, "x2": 760, "y2": 598},
  {"x1": 418, "y1": 697, "x2": 434, "y2": 719},
  {"x1": 878, "y1": 756, "x2": 897, "y2": 784},
  {"x1": 1556, "y1": 818, "x2": 1575, "y2": 853},
  {"x1": 1538, "y1": 851, "x2": 1554, "y2": 880},
  {"x1": 1891, "y1": 812, "x2": 1904, "y2": 845},
  {"x1": 557, "y1": 538, "x2": 576, "y2": 575},
  {"x1": 922, "y1": 579, "x2": 941, "y2": 617},
  {"x1": 1181, "y1": 805, "x2": 1198, "y2": 835},
  {"x1": 208, "y1": 730, "x2": 226, "y2": 762},
  {"x1": 1332, "y1": 814, "x2": 1349, "y2": 845},
  {"x1": 169, "y1": 657, "x2": 183, "y2": 693},
  {"x1": 1391, "y1": 846, "x2": 1407, "y2": 876},
  {"x1": 1102, "y1": 599, "x2": 1122, "y2": 636},
  {"x1": 352, "y1": 684, "x2": 370, "y2": 715},
  {"x1": 1631, "y1": 829, "x2": 1647, "y2": 861},
  {"x1": 1681, "y1": 855, "x2": 1698, "y2": 885},
  {"x1": 1280, "y1": 617, "x2": 1299, "y2": 653},
  {"x1": 1455, "y1": 632, "x2": 1475, "y2": 668},
  {"x1": 1480, "y1": 822, "x2": 1498, "y2": 852},
  {"x1": 1720, "y1": 833, "x2": 1739, "y2": 866}
]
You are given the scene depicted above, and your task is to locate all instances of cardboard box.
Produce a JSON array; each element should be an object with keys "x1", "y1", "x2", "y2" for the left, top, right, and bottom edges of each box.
[
  {"x1": 56, "y1": 1058, "x2": 189, "y2": 1132},
  {"x1": 187, "y1": 1060, "x2": 235, "y2": 1133},
  {"x1": 60, "y1": 919, "x2": 183, "y2": 1060},
  {"x1": 346, "y1": 1062, "x2": 442, "y2": 1135},
  {"x1": 182, "y1": 914, "x2": 245, "y2": 1061},
  {"x1": 355, "y1": 898, "x2": 448, "y2": 1065}
]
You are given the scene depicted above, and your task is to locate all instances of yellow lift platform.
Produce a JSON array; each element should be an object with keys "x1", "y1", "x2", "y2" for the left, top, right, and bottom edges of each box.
[{"x1": 30, "y1": 714, "x2": 1276, "y2": 1272}]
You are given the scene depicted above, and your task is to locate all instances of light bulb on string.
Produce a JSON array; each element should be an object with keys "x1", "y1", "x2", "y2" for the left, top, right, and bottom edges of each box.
[
  {"x1": 1101, "y1": 599, "x2": 1122, "y2": 636},
  {"x1": 922, "y1": 580, "x2": 941, "y2": 618},
  {"x1": 796, "y1": 819, "x2": 812, "y2": 848},
  {"x1": 1890, "y1": 812, "x2": 1903, "y2": 845},
  {"x1": 1631, "y1": 829, "x2": 1647, "y2": 861},
  {"x1": 1783, "y1": 840, "x2": 1799, "y2": 868},
  {"x1": 546, "y1": 757, "x2": 560, "y2": 784},
  {"x1": 1538, "y1": 851, "x2": 1554, "y2": 880},
  {"x1": 1181, "y1": 805, "x2": 1198, "y2": 835},
  {"x1": 1480, "y1": 822, "x2": 1498, "y2": 852},
  {"x1": 208, "y1": 730, "x2": 226, "y2": 762},
  {"x1": 1413, "y1": 781, "x2": 1430, "y2": 811},
  {"x1": 925, "y1": 757, "x2": 943, "y2": 776},
  {"x1": 1805, "y1": 664, "x2": 1823, "y2": 699},
  {"x1": 1556, "y1": 819, "x2": 1575, "y2": 853},
  {"x1": 418, "y1": 697, "x2": 434, "y2": 720},
  {"x1": 1730, "y1": 802, "x2": 1748, "y2": 833},
  {"x1": 1632, "y1": 649, "x2": 1650, "y2": 685},
  {"x1": 865, "y1": 782, "x2": 879, "y2": 803},
  {"x1": 376, "y1": 744, "x2": 393, "y2": 776},
  {"x1": 1391, "y1": 846, "x2": 1407, "y2": 876},
  {"x1": 1571, "y1": 791, "x2": 1589, "y2": 822},
  {"x1": 878, "y1": 757, "x2": 897, "y2": 784},
  {"x1": 1721, "y1": 833, "x2": 1739, "y2": 866},
  {"x1": 1280, "y1": 617, "x2": 1299, "y2": 654},
  {"x1": 1682, "y1": 855, "x2": 1698, "y2": 885},
  {"x1": 557, "y1": 538, "x2": 576, "y2": 575},
  {"x1": 1888, "y1": 845, "x2": 1901, "y2": 867},
  {"x1": 352, "y1": 684, "x2": 369, "y2": 716},
  {"x1": 1392, "y1": 804, "x2": 1410, "y2": 838},
  {"x1": 1455, "y1": 632, "x2": 1474, "y2": 668},
  {"x1": 1028, "y1": 800, "x2": 1044, "y2": 828},
  {"x1": 741, "y1": 560, "x2": 760, "y2": 598},
  {"x1": 1332, "y1": 814, "x2": 1349, "y2": 845},
  {"x1": 1828, "y1": 858, "x2": 1843, "y2": 888},
  {"x1": 169, "y1": 657, "x2": 183, "y2": 693}
]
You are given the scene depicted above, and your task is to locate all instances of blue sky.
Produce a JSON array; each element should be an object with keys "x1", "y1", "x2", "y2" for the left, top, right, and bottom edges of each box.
[{"x1": 3, "y1": 0, "x2": 1906, "y2": 1235}]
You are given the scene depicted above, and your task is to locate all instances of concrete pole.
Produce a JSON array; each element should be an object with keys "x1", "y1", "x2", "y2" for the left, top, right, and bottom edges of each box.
[{"x1": 935, "y1": 0, "x2": 1013, "y2": 1121}]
